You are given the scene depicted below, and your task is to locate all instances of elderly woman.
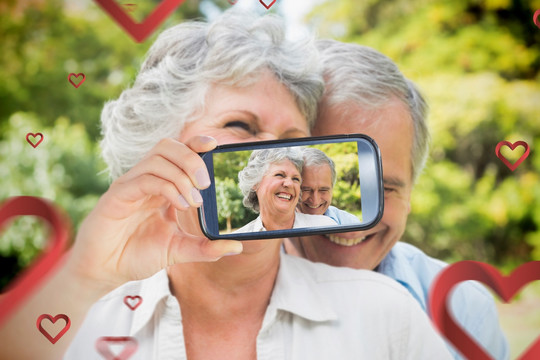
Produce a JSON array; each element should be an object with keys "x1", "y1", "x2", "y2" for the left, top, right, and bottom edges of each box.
[
  {"x1": 235, "y1": 148, "x2": 337, "y2": 232},
  {"x1": 0, "y1": 10, "x2": 452, "y2": 360}
]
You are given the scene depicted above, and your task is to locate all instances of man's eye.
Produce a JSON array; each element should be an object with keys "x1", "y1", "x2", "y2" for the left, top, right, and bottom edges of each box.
[
  {"x1": 384, "y1": 187, "x2": 396, "y2": 193},
  {"x1": 225, "y1": 121, "x2": 254, "y2": 133}
]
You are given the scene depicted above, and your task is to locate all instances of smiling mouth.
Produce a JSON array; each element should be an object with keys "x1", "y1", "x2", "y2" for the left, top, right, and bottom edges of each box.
[
  {"x1": 304, "y1": 203, "x2": 323, "y2": 209},
  {"x1": 276, "y1": 192, "x2": 293, "y2": 200},
  {"x1": 327, "y1": 233, "x2": 372, "y2": 246}
]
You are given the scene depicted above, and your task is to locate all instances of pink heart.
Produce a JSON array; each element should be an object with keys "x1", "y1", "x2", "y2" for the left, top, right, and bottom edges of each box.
[
  {"x1": 36, "y1": 313, "x2": 71, "y2": 344},
  {"x1": 495, "y1": 140, "x2": 530, "y2": 171},
  {"x1": 96, "y1": 336, "x2": 138, "y2": 359},
  {"x1": 123, "y1": 295, "x2": 143, "y2": 311},
  {"x1": 259, "y1": 0, "x2": 276, "y2": 10},
  {"x1": 26, "y1": 132, "x2": 44, "y2": 148},
  {"x1": 0, "y1": 197, "x2": 70, "y2": 326},
  {"x1": 429, "y1": 261, "x2": 540, "y2": 360},
  {"x1": 94, "y1": 0, "x2": 186, "y2": 43},
  {"x1": 68, "y1": 73, "x2": 86, "y2": 88}
]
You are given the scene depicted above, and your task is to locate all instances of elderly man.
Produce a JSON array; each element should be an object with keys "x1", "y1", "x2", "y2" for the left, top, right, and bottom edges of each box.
[
  {"x1": 298, "y1": 147, "x2": 360, "y2": 225},
  {"x1": 285, "y1": 40, "x2": 509, "y2": 360}
]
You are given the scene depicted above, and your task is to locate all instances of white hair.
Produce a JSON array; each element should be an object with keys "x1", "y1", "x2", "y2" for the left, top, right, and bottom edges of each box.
[
  {"x1": 302, "y1": 147, "x2": 336, "y2": 186},
  {"x1": 316, "y1": 39, "x2": 430, "y2": 182},
  {"x1": 100, "y1": 10, "x2": 324, "y2": 179},
  {"x1": 238, "y1": 148, "x2": 304, "y2": 213}
]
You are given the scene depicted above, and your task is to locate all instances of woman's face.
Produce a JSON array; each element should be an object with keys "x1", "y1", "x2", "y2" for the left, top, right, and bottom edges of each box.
[
  {"x1": 255, "y1": 160, "x2": 302, "y2": 221},
  {"x1": 180, "y1": 72, "x2": 309, "y2": 145},
  {"x1": 178, "y1": 72, "x2": 309, "y2": 244}
]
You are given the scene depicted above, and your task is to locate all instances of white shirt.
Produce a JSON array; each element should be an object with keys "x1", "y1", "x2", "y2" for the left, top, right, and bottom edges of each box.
[
  {"x1": 234, "y1": 212, "x2": 337, "y2": 233},
  {"x1": 64, "y1": 254, "x2": 452, "y2": 360}
]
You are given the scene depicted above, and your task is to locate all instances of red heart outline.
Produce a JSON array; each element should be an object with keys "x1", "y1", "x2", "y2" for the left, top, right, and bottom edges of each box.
[
  {"x1": 259, "y1": 0, "x2": 276, "y2": 9},
  {"x1": 95, "y1": 336, "x2": 138, "y2": 360},
  {"x1": 0, "y1": 196, "x2": 70, "y2": 326},
  {"x1": 68, "y1": 73, "x2": 86, "y2": 88},
  {"x1": 36, "y1": 313, "x2": 71, "y2": 344},
  {"x1": 26, "y1": 132, "x2": 44, "y2": 148},
  {"x1": 495, "y1": 140, "x2": 530, "y2": 171},
  {"x1": 429, "y1": 261, "x2": 540, "y2": 360},
  {"x1": 534, "y1": 9, "x2": 540, "y2": 29},
  {"x1": 123, "y1": 295, "x2": 143, "y2": 311},
  {"x1": 94, "y1": 0, "x2": 186, "y2": 43}
]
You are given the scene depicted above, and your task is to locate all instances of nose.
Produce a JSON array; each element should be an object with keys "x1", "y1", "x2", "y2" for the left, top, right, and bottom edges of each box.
[
  {"x1": 257, "y1": 132, "x2": 279, "y2": 141},
  {"x1": 283, "y1": 177, "x2": 293, "y2": 187},
  {"x1": 312, "y1": 191, "x2": 321, "y2": 204}
]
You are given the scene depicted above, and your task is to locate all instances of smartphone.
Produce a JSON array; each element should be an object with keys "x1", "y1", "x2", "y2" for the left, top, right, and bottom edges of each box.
[{"x1": 198, "y1": 134, "x2": 383, "y2": 240}]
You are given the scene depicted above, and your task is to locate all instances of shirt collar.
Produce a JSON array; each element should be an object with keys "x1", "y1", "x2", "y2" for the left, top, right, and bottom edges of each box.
[
  {"x1": 252, "y1": 216, "x2": 266, "y2": 231},
  {"x1": 377, "y1": 243, "x2": 427, "y2": 310},
  {"x1": 120, "y1": 253, "x2": 337, "y2": 336},
  {"x1": 129, "y1": 269, "x2": 174, "y2": 335},
  {"x1": 266, "y1": 253, "x2": 337, "y2": 324}
]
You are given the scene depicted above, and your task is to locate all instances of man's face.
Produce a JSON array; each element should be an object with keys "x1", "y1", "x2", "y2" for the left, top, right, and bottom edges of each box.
[
  {"x1": 298, "y1": 164, "x2": 333, "y2": 215},
  {"x1": 289, "y1": 98, "x2": 414, "y2": 270}
]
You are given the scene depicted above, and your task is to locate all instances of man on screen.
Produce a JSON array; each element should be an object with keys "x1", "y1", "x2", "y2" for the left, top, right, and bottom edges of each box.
[
  {"x1": 298, "y1": 147, "x2": 360, "y2": 226},
  {"x1": 285, "y1": 40, "x2": 509, "y2": 360}
]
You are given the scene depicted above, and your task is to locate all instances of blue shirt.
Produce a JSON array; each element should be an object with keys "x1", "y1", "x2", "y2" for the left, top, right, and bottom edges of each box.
[
  {"x1": 377, "y1": 242, "x2": 509, "y2": 360},
  {"x1": 324, "y1": 205, "x2": 361, "y2": 225}
]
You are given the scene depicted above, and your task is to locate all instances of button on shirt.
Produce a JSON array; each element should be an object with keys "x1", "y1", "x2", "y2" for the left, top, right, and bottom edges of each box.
[
  {"x1": 64, "y1": 253, "x2": 452, "y2": 360},
  {"x1": 377, "y1": 242, "x2": 509, "y2": 360}
]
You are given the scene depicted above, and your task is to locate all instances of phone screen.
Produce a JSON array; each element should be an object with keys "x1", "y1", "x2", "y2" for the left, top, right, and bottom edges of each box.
[{"x1": 198, "y1": 135, "x2": 382, "y2": 240}]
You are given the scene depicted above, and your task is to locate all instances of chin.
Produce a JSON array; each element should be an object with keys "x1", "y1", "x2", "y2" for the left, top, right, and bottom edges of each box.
[
  {"x1": 304, "y1": 233, "x2": 380, "y2": 270},
  {"x1": 300, "y1": 205, "x2": 325, "y2": 216}
]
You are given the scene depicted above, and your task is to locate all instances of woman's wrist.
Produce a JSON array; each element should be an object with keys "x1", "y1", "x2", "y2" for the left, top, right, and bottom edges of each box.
[{"x1": 61, "y1": 250, "x2": 121, "y2": 301}]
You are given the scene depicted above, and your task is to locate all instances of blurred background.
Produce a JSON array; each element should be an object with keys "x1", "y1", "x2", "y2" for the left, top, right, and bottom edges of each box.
[{"x1": 0, "y1": 0, "x2": 539, "y2": 357}]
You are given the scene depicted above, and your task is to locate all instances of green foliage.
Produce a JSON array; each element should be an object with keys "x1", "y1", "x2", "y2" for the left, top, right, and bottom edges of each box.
[
  {"x1": 0, "y1": 0, "x2": 211, "y2": 287},
  {"x1": 215, "y1": 177, "x2": 252, "y2": 232},
  {"x1": 0, "y1": 112, "x2": 109, "y2": 288}
]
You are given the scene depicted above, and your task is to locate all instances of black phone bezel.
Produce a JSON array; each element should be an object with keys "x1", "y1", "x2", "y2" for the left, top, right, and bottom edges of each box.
[{"x1": 197, "y1": 134, "x2": 384, "y2": 240}]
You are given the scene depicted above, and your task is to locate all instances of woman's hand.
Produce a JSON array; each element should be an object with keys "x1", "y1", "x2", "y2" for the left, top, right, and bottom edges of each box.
[{"x1": 67, "y1": 135, "x2": 243, "y2": 289}]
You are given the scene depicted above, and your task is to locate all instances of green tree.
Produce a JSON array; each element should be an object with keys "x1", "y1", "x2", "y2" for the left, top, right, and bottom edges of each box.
[
  {"x1": 0, "y1": 112, "x2": 109, "y2": 289},
  {"x1": 215, "y1": 177, "x2": 248, "y2": 233}
]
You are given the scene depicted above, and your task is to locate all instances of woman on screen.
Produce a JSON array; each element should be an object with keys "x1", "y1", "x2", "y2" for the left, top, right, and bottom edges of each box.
[{"x1": 235, "y1": 148, "x2": 337, "y2": 232}]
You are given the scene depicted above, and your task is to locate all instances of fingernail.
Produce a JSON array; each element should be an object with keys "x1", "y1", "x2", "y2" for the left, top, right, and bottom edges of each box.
[
  {"x1": 200, "y1": 136, "x2": 215, "y2": 144},
  {"x1": 191, "y1": 188, "x2": 203, "y2": 204},
  {"x1": 223, "y1": 251, "x2": 242, "y2": 256},
  {"x1": 178, "y1": 194, "x2": 190, "y2": 208},
  {"x1": 195, "y1": 168, "x2": 211, "y2": 188}
]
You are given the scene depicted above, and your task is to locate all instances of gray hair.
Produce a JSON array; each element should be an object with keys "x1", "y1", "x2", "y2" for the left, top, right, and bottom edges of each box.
[
  {"x1": 238, "y1": 148, "x2": 304, "y2": 213},
  {"x1": 100, "y1": 10, "x2": 324, "y2": 179},
  {"x1": 316, "y1": 39, "x2": 430, "y2": 182},
  {"x1": 302, "y1": 147, "x2": 336, "y2": 186}
]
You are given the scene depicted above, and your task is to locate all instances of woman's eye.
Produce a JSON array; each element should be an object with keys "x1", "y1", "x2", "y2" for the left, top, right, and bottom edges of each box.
[
  {"x1": 274, "y1": 173, "x2": 284, "y2": 178},
  {"x1": 225, "y1": 121, "x2": 255, "y2": 134},
  {"x1": 293, "y1": 177, "x2": 301, "y2": 182}
]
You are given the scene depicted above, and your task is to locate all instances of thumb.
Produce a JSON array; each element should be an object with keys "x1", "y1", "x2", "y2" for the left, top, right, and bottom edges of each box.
[{"x1": 169, "y1": 233, "x2": 243, "y2": 264}]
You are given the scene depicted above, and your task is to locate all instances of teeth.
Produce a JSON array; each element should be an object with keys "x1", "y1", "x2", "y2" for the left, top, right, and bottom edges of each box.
[
  {"x1": 305, "y1": 203, "x2": 321, "y2": 209},
  {"x1": 276, "y1": 193, "x2": 292, "y2": 200},
  {"x1": 327, "y1": 234, "x2": 367, "y2": 246}
]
